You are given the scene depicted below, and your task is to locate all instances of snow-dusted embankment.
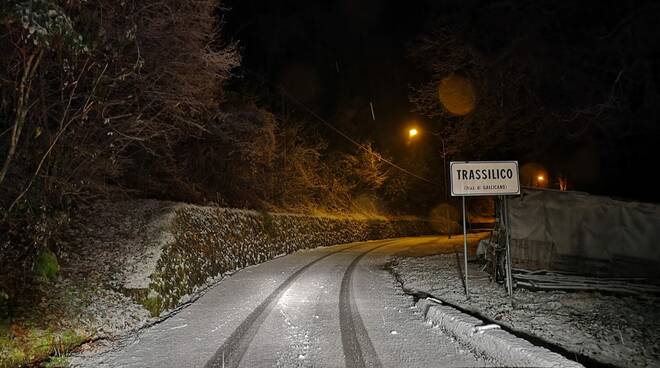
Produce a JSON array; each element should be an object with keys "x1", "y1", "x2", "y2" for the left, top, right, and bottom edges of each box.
[{"x1": 91, "y1": 201, "x2": 433, "y2": 316}]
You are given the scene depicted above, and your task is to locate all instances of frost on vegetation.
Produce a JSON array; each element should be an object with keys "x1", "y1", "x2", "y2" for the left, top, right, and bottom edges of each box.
[{"x1": 4, "y1": 0, "x2": 88, "y2": 53}]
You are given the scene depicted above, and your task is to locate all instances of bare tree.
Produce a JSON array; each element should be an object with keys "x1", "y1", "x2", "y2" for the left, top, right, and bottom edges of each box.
[{"x1": 408, "y1": 0, "x2": 660, "y2": 171}]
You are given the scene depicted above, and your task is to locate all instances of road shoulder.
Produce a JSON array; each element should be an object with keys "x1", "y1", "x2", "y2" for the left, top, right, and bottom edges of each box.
[{"x1": 389, "y1": 248, "x2": 660, "y2": 367}]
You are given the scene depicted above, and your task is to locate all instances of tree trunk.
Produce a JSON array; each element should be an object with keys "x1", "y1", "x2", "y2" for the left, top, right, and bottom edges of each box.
[{"x1": 0, "y1": 51, "x2": 42, "y2": 189}]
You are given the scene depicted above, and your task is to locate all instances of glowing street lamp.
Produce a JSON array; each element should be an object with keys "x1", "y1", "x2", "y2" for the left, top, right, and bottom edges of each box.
[
  {"x1": 408, "y1": 128, "x2": 419, "y2": 138},
  {"x1": 535, "y1": 174, "x2": 545, "y2": 187}
]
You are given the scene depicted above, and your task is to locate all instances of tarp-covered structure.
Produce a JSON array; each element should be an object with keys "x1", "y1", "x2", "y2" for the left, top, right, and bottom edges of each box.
[{"x1": 508, "y1": 188, "x2": 660, "y2": 278}]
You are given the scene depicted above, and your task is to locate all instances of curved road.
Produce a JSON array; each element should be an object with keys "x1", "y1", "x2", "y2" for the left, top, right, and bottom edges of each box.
[{"x1": 77, "y1": 237, "x2": 492, "y2": 367}]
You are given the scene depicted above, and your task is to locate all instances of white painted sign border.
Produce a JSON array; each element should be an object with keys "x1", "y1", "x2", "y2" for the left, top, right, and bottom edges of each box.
[{"x1": 450, "y1": 160, "x2": 520, "y2": 197}]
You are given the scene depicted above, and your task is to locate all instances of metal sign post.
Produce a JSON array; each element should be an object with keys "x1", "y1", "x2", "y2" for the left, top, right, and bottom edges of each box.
[
  {"x1": 462, "y1": 196, "x2": 469, "y2": 298},
  {"x1": 507, "y1": 198, "x2": 514, "y2": 296},
  {"x1": 450, "y1": 161, "x2": 520, "y2": 299},
  {"x1": 501, "y1": 196, "x2": 514, "y2": 296}
]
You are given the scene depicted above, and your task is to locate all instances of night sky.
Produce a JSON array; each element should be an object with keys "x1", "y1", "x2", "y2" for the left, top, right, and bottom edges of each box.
[
  {"x1": 224, "y1": 0, "x2": 660, "y2": 203},
  {"x1": 224, "y1": 0, "x2": 429, "y2": 149}
]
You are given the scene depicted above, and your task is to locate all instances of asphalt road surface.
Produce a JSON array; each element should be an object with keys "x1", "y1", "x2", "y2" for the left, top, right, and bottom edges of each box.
[{"x1": 77, "y1": 236, "x2": 493, "y2": 368}]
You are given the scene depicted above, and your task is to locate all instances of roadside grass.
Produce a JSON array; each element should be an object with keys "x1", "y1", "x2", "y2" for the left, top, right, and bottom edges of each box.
[
  {"x1": 0, "y1": 323, "x2": 87, "y2": 367},
  {"x1": 0, "y1": 280, "x2": 95, "y2": 367}
]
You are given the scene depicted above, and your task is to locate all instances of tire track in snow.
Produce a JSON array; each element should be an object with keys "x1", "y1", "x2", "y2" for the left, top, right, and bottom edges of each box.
[
  {"x1": 205, "y1": 240, "x2": 394, "y2": 368},
  {"x1": 339, "y1": 243, "x2": 389, "y2": 368}
]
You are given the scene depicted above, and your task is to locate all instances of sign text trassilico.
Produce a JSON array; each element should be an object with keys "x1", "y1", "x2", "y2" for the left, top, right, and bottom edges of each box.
[{"x1": 450, "y1": 161, "x2": 520, "y2": 196}]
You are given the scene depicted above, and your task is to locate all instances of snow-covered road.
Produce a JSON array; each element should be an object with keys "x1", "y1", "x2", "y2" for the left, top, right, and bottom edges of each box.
[{"x1": 76, "y1": 237, "x2": 493, "y2": 367}]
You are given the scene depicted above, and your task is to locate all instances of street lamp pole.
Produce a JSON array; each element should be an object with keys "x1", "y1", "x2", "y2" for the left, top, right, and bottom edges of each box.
[
  {"x1": 440, "y1": 137, "x2": 452, "y2": 239},
  {"x1": 407, "y1": 126, "x2": 452, "y2": 238}
]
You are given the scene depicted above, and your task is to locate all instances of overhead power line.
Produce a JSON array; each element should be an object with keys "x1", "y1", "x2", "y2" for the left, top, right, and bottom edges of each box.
[
  {"x1": 277, "y1": 88, "x2": 436, "y2": 185},
  {"x1": 241, "y1": 69, "x2": 436, "y2": 185}
]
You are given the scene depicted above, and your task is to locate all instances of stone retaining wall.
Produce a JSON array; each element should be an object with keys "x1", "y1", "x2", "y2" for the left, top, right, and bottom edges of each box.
[{"x1": 136, "y1": 205, "x2": 433, "y2": 315}]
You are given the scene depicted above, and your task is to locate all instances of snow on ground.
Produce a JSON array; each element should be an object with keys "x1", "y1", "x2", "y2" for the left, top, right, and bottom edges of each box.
[
  {"x1": 390, "y1": 253, "x2": 660, "y2": 367},
  {"x1": 54, "y1": 200, "x2": 436, "y2": 366},
  {"x1": 55, "y1": 200, "x2": 176, "y2": 340},
  {"x1": 70, "y1": 238, "x2": 496, "y2": 368}
]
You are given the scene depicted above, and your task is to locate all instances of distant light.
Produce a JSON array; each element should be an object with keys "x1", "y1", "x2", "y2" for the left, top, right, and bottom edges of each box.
[
  {"x1": 409, "y1": 128, "x2": 419, "y2": 138},
  {"x1": 438, "y1": 75, "x2": 476, "y2": 116},
  {"x1": 537, "y1": 175, "x2": 544, "y2": 182}
]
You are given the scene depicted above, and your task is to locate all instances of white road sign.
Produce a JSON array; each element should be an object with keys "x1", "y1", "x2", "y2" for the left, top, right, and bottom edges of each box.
[{"x1": 450, "y1": 161, "x2": 520, "y2": 196}]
